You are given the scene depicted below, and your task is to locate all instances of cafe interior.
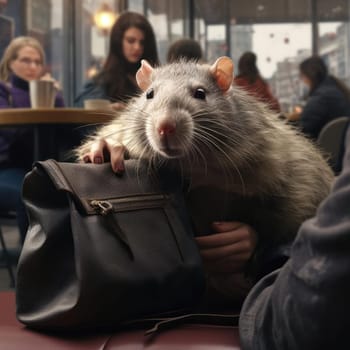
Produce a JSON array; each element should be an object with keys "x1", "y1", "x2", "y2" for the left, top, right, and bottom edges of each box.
[
  {"x1": 1, "y1": 0, "x2": 350, "y2": 348},
  {"x1": 0, "y1": 0, "x2": 349, "y2": 107}
]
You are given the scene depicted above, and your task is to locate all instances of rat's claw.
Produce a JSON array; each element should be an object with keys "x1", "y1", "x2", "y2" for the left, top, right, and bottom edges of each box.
[
  {"x1": 109, "y1": 143, "x2": 126, "y2": 173},
  {"x1": 79, "y1": 138, "x2": 126, "y2": 173},
  {"x1": 89, "y1": 139, "x2": 107, "y2": 164},
  {"x1": 82, "y1": 155, "x2": 91, "y2": 163}
]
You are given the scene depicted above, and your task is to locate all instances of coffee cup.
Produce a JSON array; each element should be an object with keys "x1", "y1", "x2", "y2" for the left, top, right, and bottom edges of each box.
[
  {"x1": 29, "y1": 80, "x2": 56, "y2": 108},
  {"x1": 84, "y1": 99, "x2": 112, "y2": 110}
]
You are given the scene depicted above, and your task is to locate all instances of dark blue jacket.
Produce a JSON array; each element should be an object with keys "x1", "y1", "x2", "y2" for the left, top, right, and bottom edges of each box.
[
  {"x1": 300, "y1": 76, "x2": 350, "y2": 140},
  {"x1": 73, "y1": 79, "x2": 108, "y2": 108},
  {"x1": 74, "y1": 74, "x2": 141, "y2": 108},
  {"x1": 239, "y1": 125, "x2": 350, "y2": 349}
]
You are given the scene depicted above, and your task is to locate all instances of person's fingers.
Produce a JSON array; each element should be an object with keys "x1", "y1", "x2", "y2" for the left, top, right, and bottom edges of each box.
[
  {"x1": 196, "y1": 225, "x2": 250, "y2": 249},
  {"x1": 198, "y1": 239, "x2": 253, "y2": 261},
  {"x1": 195, "y1": 222, "x2": 258, "y2": 274},
  {"x1": 212, "y1": 221, "x2": 243, "y2": 233},
  {"x1": 53, "y1": 81, "x2": 61, "y2": 90}
]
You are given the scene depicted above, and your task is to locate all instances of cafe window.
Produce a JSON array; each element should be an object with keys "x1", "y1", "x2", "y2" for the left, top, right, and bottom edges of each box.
[
  {"x1": 206, "y1": 24, "x2": 227, "y2": 62},
  {"x1": 0, "y1": 0, "x2": 66, "y2": 99},
  {"x1": 73, "y1": 0, "x2": 119, "y2": 104},
  {"x1": 319, "y1": 22, "x2": 349, "y2": 87},
  {"x1": 144, "y1": 0, "x2": 190, "y2": 63},
  {"x1": 128, "y1": 0, "x2": 144, "y2": 13},
  {"x1": 253, "y1": 23, "x2": 312, "y2": 113},
  {"x1": 194, "y1": 0, "x2": 350, "y2": 113},
  {"x1": 0, "y1": 0, "x2": 349, "y2": 110}
]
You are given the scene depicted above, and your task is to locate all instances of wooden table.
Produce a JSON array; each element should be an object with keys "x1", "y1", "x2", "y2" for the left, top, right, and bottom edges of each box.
[
  {"x1": 0, "y1": 108, "x2": 116, "y2": 161},
  {"x1": 0, "y1": 108, "x2": 116, "y2": 125}
]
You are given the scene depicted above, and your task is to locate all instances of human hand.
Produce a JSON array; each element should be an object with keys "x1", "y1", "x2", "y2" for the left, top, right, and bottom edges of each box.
[
  {"x1": 196, "y1": 221, "x2": 257, "y2": 301},
  {"x1": 81, "y1": 137, "x2": 126, "y2": 173},
  {"x1": 294, "y1": 105, "x2": 303, "y2": 114},
  {"x1": 40, "y1": 72, "x2": 61, "y2": 90},
  {"x1": 195, "y1": 221, "x2": 257, "y2": 275},
  {"x1": 287, "y1": 105, "x2": 302, "y2": 121}
]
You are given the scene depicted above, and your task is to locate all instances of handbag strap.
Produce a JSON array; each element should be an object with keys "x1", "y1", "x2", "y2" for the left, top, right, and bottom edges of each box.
[
  {"x1": 121, "y1": 312, "x2": 239, "y2": 336},
  {"x1": 145, "y1": 312, "x2": 239, "y2": 335}
]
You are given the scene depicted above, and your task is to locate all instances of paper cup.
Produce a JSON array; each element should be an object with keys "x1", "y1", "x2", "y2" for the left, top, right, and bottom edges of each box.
[
  {"x1": 30, "y1": 80, "x2": 56, "y2": 108},
  {"x1": 84, "y1": 99, "x2": 112, "y2": 110}
]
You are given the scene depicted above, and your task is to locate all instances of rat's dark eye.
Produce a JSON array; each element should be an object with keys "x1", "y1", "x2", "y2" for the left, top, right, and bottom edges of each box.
[
  {"x1": 193, "y1": 88, "x2": 206, "y2": 100},
  {"x1": 146, "y1": 88, "x2": 154, "y2": 99}
]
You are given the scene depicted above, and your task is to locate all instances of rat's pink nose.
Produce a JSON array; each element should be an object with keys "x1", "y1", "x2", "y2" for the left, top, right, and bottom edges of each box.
[{"x1": 157, "y1": 122, "x2": 176, "y2": 136}]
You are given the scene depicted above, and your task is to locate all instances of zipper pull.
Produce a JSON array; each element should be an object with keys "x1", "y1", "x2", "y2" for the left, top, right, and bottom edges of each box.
[
  {"x1": 89, "y1": 199, "x2": 134, "y2": 259},
  {"x1": 90, "y1": 200, "x2": 113, "y2": 215}
]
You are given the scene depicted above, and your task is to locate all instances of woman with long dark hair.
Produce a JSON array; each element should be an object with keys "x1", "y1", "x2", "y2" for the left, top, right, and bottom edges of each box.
[
  {"x1": 287, "y1": 55, "x2": 350, "y2": 140},
  {"x1": 74, "y1": 11, "x2": 159, "y2": 111}
]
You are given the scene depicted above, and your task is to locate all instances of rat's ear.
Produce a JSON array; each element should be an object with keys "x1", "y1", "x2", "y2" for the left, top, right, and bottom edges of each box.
[
  {"x1": 136, "y1": 60, "x2": 154, "y2": 91},
  {"x1": 210, "y1": 56, "x2": 234, "y2": 92}
]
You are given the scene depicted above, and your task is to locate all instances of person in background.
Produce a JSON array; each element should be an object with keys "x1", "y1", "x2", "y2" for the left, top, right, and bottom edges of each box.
[
  {"x1": 234, "y1": 51, "x2": 281, "y2": 114},
  {"x1": 74, "y1": 11, "x2": 159, "y2": 111},
  {"x1": 287, "y1": 55, "x2": 350, "y2": 140},
  {"x1": 167, "y1": 38, "x2": 203, "y2": 63},
  {"x1": 0, "y1": 36, "x2": 64, "y2": 243},
  {"x1": 239, "y1": 123, "x2": 350, "y2": 350},
  {"x1": 0, "y1": 37, "x2": 64, "y2": 108}
]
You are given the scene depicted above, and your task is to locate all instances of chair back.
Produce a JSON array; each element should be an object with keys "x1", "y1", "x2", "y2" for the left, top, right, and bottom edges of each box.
[
  {"x1": 317, "y1": 116, "x2": 350, "y2": 174},
  {"x1": 0, "y1": 212, "x2": 17, "y2": 288}
]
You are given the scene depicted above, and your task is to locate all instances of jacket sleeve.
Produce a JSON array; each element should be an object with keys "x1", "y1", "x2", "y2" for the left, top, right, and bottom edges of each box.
[
  {"x1": 239, "y1": 126, "x2": 350, "y2": 350},
  {"x1": 300, "y1": 93, "x2": 330, "y2": 139},
  {"x1": 54, "y1": 91, "x2": 65, "y2": 107},
  {"x1": 0, "y1": 82, "x2": 11, "y2": 107},
  {"x1": 73, "y1": 80, "x2": 107, "y2": 107}
]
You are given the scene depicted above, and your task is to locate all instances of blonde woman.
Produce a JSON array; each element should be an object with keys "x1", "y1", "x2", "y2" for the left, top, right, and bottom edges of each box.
[
  {"x1": 0, "y1": 36, "x2": 63, "y2": 107},
  {"x1": 0, "y1": 36, "x2": 64, "y2": 243}
]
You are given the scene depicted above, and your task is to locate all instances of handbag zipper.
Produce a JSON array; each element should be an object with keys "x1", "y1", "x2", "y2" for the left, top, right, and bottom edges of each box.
[
  {"x1": 89, "y1": 194, "x2": 170, "y2": 260},
  {"x1": 89, "y1": 194, "x2": 169, "y2": 214},
  {"x1": 90, "y1": 200, "x2": 113, "y2": 215}
]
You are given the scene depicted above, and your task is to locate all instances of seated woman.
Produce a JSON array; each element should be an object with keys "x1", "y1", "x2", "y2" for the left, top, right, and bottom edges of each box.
[
  {"x1": 74, "y1": 11, "x2": 159, "y2": 112},
  {"x1": 0, "y1": 36, "x2": 64, "y2": 243},
  {"x1": 287, "y1": 56, "x2": 350, "y2": 140},
  {"x1": 234, "y1": 52, "x2": 281, "y2": 114}
]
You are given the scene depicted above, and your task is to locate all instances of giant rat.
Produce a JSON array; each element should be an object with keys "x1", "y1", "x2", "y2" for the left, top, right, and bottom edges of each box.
[{"x1": 76, "y1": 57, "x2": 334, "y2": 244}]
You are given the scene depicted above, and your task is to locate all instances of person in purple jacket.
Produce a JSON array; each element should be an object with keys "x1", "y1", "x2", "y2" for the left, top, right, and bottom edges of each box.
[{"x1": 0, "y1": 36, "x2": 64, "y2": 243}]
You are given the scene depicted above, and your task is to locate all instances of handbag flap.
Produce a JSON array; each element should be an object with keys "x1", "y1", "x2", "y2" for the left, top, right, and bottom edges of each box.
[{"x1": 30, "y1": 159, "x2": 182, "y2": 215}]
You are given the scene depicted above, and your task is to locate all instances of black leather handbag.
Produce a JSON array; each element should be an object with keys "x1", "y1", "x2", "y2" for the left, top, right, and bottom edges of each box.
[{"x1": 16, "y1": 159, "x2": 206, "y2": 331}]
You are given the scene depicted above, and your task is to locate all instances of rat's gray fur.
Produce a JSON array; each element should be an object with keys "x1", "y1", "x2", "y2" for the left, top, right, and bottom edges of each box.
[{"x1": 76, "y1": 61, "x2": 334, "y2": 242}]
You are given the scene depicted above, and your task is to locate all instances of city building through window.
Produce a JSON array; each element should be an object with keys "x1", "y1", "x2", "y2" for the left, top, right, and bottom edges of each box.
[{"x1": 0, "y1": 0, "x2": 348, "y2": 110}]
